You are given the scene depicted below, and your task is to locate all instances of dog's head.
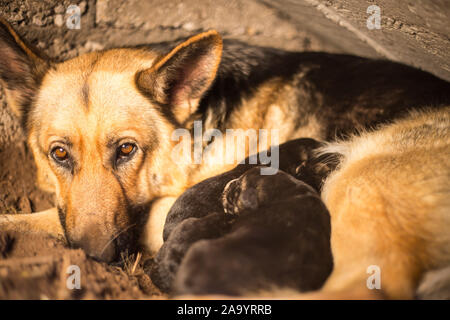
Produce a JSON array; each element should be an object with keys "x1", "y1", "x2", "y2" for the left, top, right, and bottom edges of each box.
[{"x1": 0, "y1": 18, "x2": 222, "y2": 262}]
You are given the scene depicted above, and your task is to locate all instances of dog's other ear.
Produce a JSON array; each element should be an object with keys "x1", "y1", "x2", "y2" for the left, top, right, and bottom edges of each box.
[
  {"x1": 0, "y1": 18, "x2": 49, "y2": 121},
  {"x1": 137, "y1": 30, "x2": 222, "y2": 125}
]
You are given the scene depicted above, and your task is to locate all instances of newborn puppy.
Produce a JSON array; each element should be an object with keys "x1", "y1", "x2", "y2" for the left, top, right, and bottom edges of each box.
[
  {"x1": 163, "y1": 138, "x2": 333, "y2": 238},
  {"x1": 151, "y1": 138, "x2": 335, "y2": 294},
  {"x1": 173, "y1": 168, "x2": 332, "y2": 295}
]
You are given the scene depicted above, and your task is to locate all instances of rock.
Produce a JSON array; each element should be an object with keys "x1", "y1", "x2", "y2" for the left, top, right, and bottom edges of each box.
[
  {"x1": 182, "y1": 22, "x2": 196, "y2": 31},
  {"x1": 83, "y1": 41, "x2": 104, "y2": 52},
  {"x1": 54, "y1": 14, "x2": 64, "y2": 27},
  {"x1": 32, "y1": 15, "x2": 46, "y2": 27},
  {"x1": 79, "y1": 1, "x2": 88, "y2": 15},
  {"x1": 10, "y1": 12, "x2": 24, "y2": 22},
  {"x1": 54, "y1": 4, "x2": 65, "y2": 14},
  {"x1": 36, "y1": 41, "x2": 47, "y2": 49}
]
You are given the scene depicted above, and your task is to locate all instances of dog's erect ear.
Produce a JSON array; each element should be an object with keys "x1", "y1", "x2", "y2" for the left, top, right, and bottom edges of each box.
[
  {"x1": 137, "y1": 30, "x2": 222, "y2": 124},
  {"x1": 0, "y1": 18, "x2": 49, "y2": 121}
]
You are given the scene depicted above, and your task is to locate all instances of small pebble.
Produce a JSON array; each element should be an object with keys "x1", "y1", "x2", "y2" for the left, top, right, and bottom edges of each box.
[{"x1": 54, "y1": 14, "x2": 64, "y2": 27}]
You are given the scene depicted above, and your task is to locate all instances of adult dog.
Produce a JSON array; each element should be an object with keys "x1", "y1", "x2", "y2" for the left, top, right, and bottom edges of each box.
[{"x1": 0, "y1": 18, "x2": 449, "y2": 262}]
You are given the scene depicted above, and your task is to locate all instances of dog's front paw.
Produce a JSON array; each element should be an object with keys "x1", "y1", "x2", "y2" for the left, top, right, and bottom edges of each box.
[{"x1": 0, "y1": 208, "x2": 64, "y2": 239}]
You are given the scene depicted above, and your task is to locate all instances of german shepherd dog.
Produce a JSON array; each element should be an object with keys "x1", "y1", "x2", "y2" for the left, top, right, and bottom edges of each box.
[{"x1": 0, "y1": 17, "x2": 449, "y2": 267}]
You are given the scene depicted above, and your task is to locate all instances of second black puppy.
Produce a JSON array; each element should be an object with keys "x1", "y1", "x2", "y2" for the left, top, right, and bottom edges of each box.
[
  {"x1": 151, "y1": 138, "x2": 334, "y2": 295},
  {"x1": 174, "y1": 167, "x2": 333, "y2": 295}
]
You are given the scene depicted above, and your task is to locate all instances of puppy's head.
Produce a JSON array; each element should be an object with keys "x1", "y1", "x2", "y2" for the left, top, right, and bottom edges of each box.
[{"x1": 0, "y1": 18, "x2": 222, "y2": 262}]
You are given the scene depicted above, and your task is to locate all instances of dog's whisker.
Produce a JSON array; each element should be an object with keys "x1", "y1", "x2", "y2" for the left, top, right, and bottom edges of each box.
[{"x1": 100, "y1": 223, "x2": 137, "y2": 256}]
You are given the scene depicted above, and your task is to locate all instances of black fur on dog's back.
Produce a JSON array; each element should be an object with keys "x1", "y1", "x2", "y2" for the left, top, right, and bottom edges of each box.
[{"x1": 145, "y1": 39, "x2": 450, "y2": 139}]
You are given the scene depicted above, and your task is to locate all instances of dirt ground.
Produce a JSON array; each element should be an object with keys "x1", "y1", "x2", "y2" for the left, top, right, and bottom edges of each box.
[
  {"x1": 0, "y1": 230, "x2": 164, "y2": 299},
  {"x1": 0, "y1": 0, "x2": 449, "y2": 299}
]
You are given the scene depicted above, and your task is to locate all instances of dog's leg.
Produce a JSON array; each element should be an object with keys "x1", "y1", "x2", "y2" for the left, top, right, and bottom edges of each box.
[
  {"x1": 0, "y1": 207, "x2": 65, "y2": 239},
  {"x1": 141, "y1": 197, "x2": 178, "y2": 255}
]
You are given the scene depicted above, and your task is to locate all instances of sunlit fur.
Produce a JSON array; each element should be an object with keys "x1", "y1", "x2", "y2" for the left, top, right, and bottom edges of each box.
[{"x1": 315, "y1": 108, "x2": 450, "y2": 299}]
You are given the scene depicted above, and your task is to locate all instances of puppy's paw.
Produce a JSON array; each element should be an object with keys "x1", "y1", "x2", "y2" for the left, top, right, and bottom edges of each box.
[
  {"x1": 222, "y1": 178, "x2": 240, "y2": 215},
  {"x1": 293, "y1": 153, "x2": 338, "y2": 192},
  {"x1": 222, "y1": 166, "x2": 320, "y2": 216},
  {"x1": 222, "y1": 172, "x2": 259, "y2": 215},
  {"x1": 222, "y1": 166, "x2": 284, "y2": 215}
]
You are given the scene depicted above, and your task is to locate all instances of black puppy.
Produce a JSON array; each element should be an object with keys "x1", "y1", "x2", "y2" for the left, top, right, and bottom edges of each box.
[{"x1": 150, "y1": 138, "x2": 336, "y2": 295}]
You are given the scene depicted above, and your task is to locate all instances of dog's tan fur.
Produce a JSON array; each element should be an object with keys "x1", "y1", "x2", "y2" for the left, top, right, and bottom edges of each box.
[
  {"x1": 0, "y1": 21, "x2": 310, "y2": 259},
  {"x1": 311, "y1": 108, "x2": 450, "y2": 299}
]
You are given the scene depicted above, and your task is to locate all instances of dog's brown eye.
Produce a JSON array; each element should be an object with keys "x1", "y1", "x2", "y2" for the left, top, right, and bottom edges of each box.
[
  {"x1": 115, "y1": 143, "x2": 137, "y2": 166},
  {"x1": 118, "y1": 143, "x2": 135, "y2": 157},
  {"x1": 52, "y1": 147, "x2": 69, "y2": 162}
]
